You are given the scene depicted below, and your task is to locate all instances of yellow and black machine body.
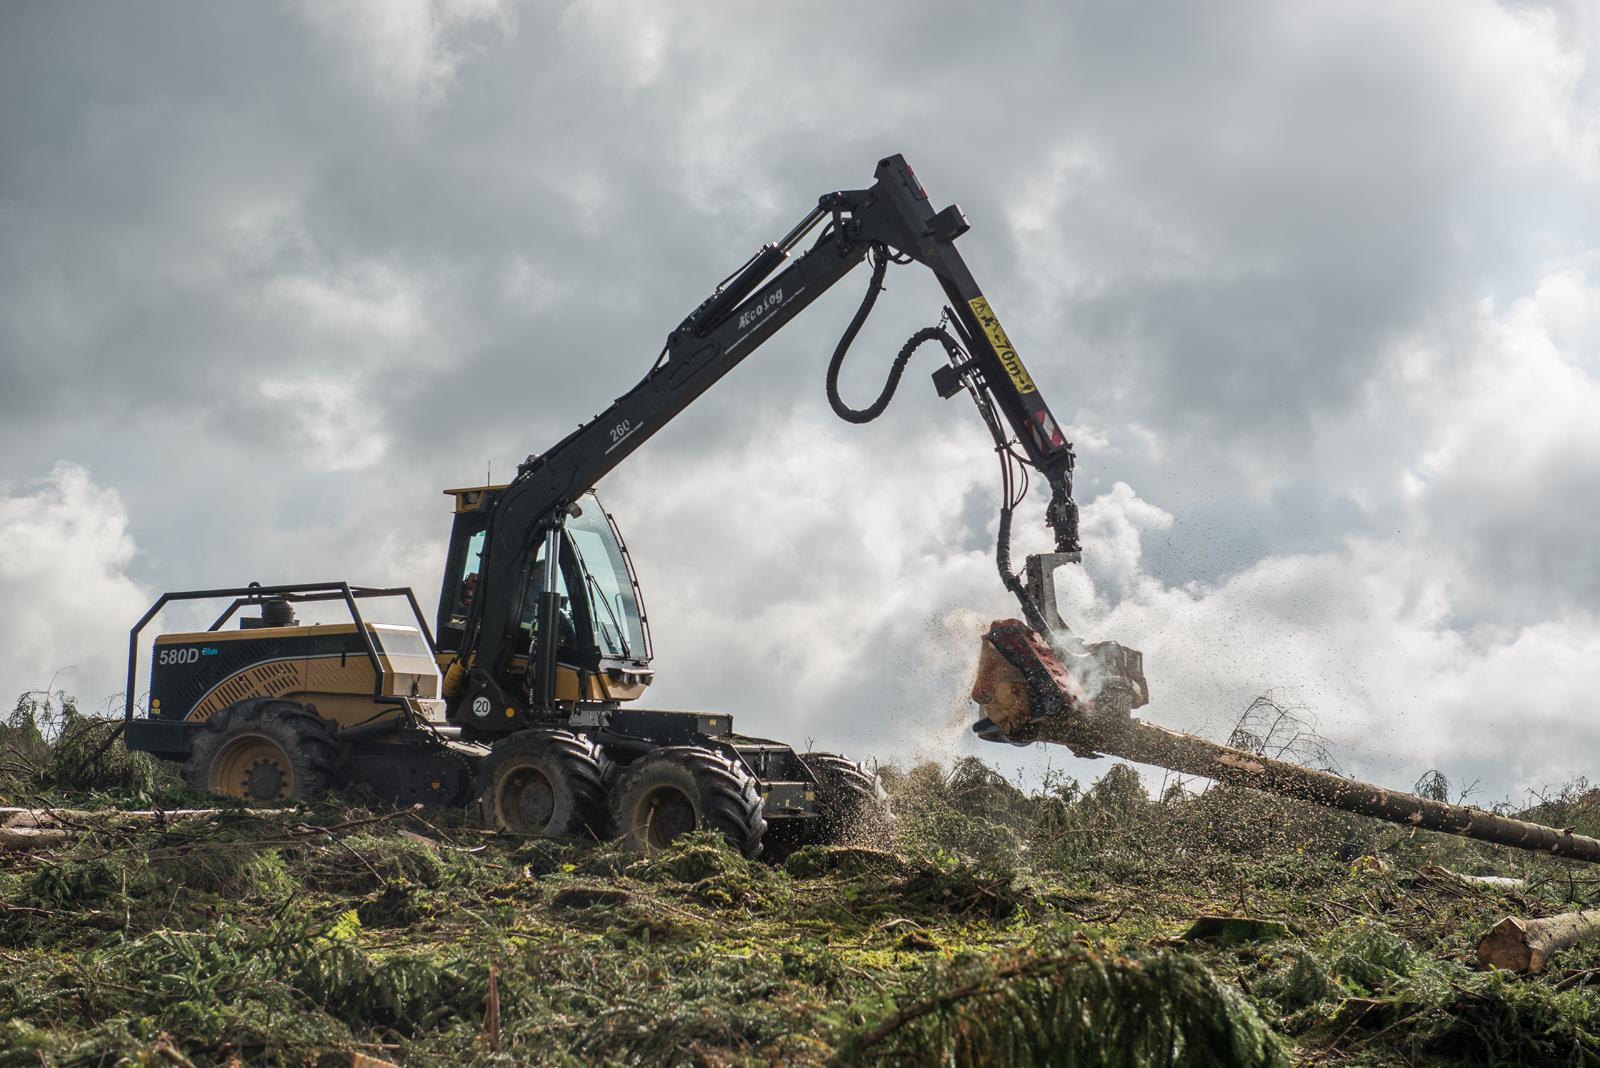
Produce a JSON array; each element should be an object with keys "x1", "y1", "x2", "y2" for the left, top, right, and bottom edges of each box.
[
  {"x1": 126, "y1": 154, "x2": 1144, "y2": 858},
  {"x1": 124, "y1": 583, "x2": 475, "y2": 805}
]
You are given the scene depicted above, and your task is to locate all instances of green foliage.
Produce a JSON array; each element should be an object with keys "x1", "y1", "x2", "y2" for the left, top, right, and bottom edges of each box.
[
  {"x1": 1415, "y1": 970, "x2": 1600, "y2": 1063},
  {"x1": 1330, "y1": 923, "x2": 1418, "y2": 991},
  {"x1": 839, "y1": 942, "x2": 1289, "y2": 1067},
  {"x1": 10, "y1": 714, "x2": 1600, "y2": 1067},
  {"x1": 2, "y1": 688, "x2": 179, "y2": 803},
  {"x1": 629, "y1": 831, "x2": 791, "y2": 909},
  {"x1": 1256, "y1": 945, "x2": 1332, "y2": 1012}
]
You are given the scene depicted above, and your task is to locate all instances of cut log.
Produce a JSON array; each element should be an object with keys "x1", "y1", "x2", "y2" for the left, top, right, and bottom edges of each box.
[
  {"x1": 0, "y1": 826, "x2": 72, "y2": 851},
  {"x1": 1476, "y1": 911, "x2": 1600, "y2": 974},
  {"x1": 351, "y1": 1055, "x2": 401, "y2": 1068},
  {"x1": 1418, "y1": 865, "x2": 1526, "y2": 891},
  {"x1": 974, "y1": 619, "x2": 1600, "y2": 866},
  {"x1": 0, "y1": 806, "x2": 297, "y2": 824}
]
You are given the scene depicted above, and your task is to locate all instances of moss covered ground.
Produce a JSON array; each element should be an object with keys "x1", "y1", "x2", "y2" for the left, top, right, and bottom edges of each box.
[{"x1": 6, "y1": 697, "x2": 1600, "y2": 1065}]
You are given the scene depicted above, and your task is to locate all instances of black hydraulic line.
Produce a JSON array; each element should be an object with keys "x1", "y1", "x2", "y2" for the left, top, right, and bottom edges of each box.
[
  {"x1": 338, "y1": 719, "x2": 406, "y2": 742},
  {"x1": 824, "y1": 245, "x2": 891, "y2": 423},
  {"x1": 826, "y1": 248, "x2": 969, "y2": 426},
  {"x1": 822, "y1": 253, "x2": 1047, "y2": 631}
]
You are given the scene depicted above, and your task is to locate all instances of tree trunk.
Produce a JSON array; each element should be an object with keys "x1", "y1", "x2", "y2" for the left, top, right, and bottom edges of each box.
[
  {"x1": 1476, "y1": 911, "x2": 1600, "y2": 973},
  {"x1": 977, "y1": 619, "x2": 1600, "y2": 866},
  {"x1": 0, "y1": 826, "x2": 72, "y2": 851}
]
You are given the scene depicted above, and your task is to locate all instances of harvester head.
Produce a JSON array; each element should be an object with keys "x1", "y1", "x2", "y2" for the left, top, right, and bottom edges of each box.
[{"x1": 970, "y1": 616, "x2": 1148, "y2": 755}]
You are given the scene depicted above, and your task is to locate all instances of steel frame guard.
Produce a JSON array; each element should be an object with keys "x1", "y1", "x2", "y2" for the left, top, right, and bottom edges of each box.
[{"x1": 123, "y1": 582, "x2": 438, "y2": 726}]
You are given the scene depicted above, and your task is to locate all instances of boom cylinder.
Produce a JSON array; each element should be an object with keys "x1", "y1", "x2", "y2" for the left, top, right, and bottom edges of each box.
[{"x1": 532, "y1": 527, "x2": 563, "y2": 711}]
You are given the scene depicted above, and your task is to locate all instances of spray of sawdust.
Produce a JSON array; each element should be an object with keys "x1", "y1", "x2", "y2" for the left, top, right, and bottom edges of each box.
[
  {"x1": 889, "y1": 550, "x2": 1129, "y2": 767},
  {"x1": 906, "y1": 605, "x2": 1004, "y2": 764}
]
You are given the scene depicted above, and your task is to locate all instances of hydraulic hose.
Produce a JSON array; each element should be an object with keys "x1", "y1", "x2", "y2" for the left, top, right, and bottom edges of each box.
[
  {"x1": 822, "y1": 243, "x2": 1052, "y2": 633},
  {"x1": 826, "y1": 246, "x2": 969, "y2": 425},
  {"x1": 824, "y1": 245, "x2": 893, "y2": 422}
]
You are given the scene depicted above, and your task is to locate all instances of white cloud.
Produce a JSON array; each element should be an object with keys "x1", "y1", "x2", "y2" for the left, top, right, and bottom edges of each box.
[
  {"x1": 255, "y1": 375, "x2": 389, "y2": 471},
  {"x1": 235, "y1": 259, "x2": 444, "y2": 472},
  {"x1": 0, "y1": 464, "x2": 149, "y2": 707},
  {"x1": 261, "y1": 266, "x2": 425, "y2": 347}
]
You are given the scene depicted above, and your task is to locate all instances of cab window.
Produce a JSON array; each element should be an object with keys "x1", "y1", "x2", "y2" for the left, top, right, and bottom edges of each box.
[
  {"x1": 447, "y1": 530, "x2": 487, "y2": 628},
  {"x1": 566, "y1": 499, "x2": 648, "y2": 658},
  {"x1": 520, "y1": 540, "x2": 577, "y2": 651}
]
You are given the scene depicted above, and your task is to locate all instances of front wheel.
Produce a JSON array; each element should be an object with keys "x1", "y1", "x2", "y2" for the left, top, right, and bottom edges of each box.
[
  {"x1": 801, "y1": 751, "x2": 894, "y2": 846},
  {"x1": 477, "y1": 729, "x2": 611, "y2": 838},
  {"x1": 610, "y1": 747, "x2": 766, "y2": 858}
]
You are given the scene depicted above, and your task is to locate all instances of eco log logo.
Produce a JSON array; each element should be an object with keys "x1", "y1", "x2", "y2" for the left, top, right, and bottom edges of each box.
[
  {"x1": 968, "y1": 296, "x2": 1036, "y2": 395},
  {"x1": 738, "y1": 287, "x2": 783, "y2": 330}
]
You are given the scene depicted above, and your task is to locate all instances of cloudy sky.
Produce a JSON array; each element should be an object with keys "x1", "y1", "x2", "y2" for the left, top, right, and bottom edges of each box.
[{"x1": 3, "y1": 0, "x2": 1597, "y2": 803}]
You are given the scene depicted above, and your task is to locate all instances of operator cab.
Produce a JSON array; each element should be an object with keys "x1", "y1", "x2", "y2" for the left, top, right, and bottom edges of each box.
[{"x1": 436, "y1": 487, "x2": 653, "y2": 703}]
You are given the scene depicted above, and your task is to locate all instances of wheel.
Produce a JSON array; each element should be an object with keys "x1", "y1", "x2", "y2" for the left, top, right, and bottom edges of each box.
[
  {"x1": 610, "y1": 746, "x2": 766, "y2": 858},
  {"x1": 800, "y1": 752, "x2": 893, "y2": 846},
  {"x1": 477, "y1": 729, "x2": 611, "y2": 837},
  {"x1": 183, "y1": 698, "x2": 342, "y2": 802}
]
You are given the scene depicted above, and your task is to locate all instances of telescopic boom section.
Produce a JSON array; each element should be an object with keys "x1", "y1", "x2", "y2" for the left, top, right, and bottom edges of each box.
[{"x1": 455, "y1": 154, "x2": 1081, "y2": 720}]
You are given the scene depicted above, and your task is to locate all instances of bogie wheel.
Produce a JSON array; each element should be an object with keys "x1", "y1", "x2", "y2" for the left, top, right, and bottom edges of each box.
[
  {"x1": 801, "y1": 751, "x2": 894, "y2": 846},
  {"x1": 611, "y1": 747, "x2": 766, "y2": 858},
  {"x1": 477, "y1": 729, "x2": 611, "y2": 838},
  {"x1": 183, "y1": 698, "x2": 342, "y2": 802}
]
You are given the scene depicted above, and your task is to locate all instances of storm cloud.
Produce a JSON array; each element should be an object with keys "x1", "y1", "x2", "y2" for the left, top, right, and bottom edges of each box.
[{"x1": 2, "y1": 0, "x2": 1597, "y2": 801}]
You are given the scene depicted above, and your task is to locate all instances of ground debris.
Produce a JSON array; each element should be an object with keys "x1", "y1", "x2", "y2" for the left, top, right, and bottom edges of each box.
[{"x1": 8, "y1": 725, "x2": 1600, "y2": 1066}]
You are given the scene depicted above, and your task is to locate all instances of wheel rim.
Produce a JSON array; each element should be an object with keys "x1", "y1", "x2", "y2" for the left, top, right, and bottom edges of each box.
[
  {"x1": 210, "y1": 733, "x2": 294, "y2": 801},
  {"x1": 633, "y1": 783, "x2": 697, "y2": 848},
  {"x1": 495, "y1": 765, "x2": 557, "y2": 833}
]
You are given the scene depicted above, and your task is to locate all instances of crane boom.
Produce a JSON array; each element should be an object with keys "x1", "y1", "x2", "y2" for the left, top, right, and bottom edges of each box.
[{"x1": 453, "y1": 154, "x2": 1086, "y2": 724}]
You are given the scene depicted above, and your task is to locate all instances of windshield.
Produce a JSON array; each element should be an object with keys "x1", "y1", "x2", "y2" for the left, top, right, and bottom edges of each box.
[{"x1": 566, "y1": 495, "x2": 648, "y2": 659}]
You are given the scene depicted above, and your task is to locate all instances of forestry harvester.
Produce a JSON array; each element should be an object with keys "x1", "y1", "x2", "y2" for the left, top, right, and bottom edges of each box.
[{"x1": 122, "y1": 155, "x2": 1149, "y2": 858}]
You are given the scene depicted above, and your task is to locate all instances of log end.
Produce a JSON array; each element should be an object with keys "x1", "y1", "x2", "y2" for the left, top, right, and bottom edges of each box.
[{"x1": 1476, "y1": 916, "x2": 1538, "y2": 973}]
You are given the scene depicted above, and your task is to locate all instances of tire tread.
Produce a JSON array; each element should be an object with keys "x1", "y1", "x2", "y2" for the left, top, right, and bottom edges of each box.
[
  {"x1": 801, "y1": 751, "x2": 893, "y2": 846},
  {"x1": 476, "y1": 729, "x2": 610, "y2": 838},
  {"x1": 182, "y1": 698, "x2": 344, "y2": 800},
  {"x1": 611, "y1": 746, "x2": 767, "y2": 858}
]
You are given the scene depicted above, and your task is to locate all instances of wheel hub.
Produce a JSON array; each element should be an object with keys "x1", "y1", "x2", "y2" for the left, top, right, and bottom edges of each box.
[
  {"x1": 244, "y1": 758, "x2": 287, "y2": 799},
  {"x1": 637, "y1": 785, "x2": 697, "y2": 848},
  {"x1": 209, "y1": 733, "x2": 295, "y2": 801},
  {"x1": 498, "y1": 766, "x2": 556, "y2": 833}
]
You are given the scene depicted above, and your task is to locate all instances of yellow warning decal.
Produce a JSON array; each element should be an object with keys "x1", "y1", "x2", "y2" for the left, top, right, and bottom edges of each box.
[{"x1": 968, "y1": 296, "x2": 1036, "y2": 394}]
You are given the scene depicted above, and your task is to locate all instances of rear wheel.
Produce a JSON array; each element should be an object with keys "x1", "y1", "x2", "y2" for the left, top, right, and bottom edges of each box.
[
  {"x1": 611, "y1": 747, "x2": 766, "y2": 858},
  {"x1": 183, "y1": 699, "x2": 342, "y2": 802},
  {"x1": 477, "y1": 729, "x2": 611, "y2": 837},
  {"x1": 800, "y1": 751, "x2": 893, "y2": 846}
]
